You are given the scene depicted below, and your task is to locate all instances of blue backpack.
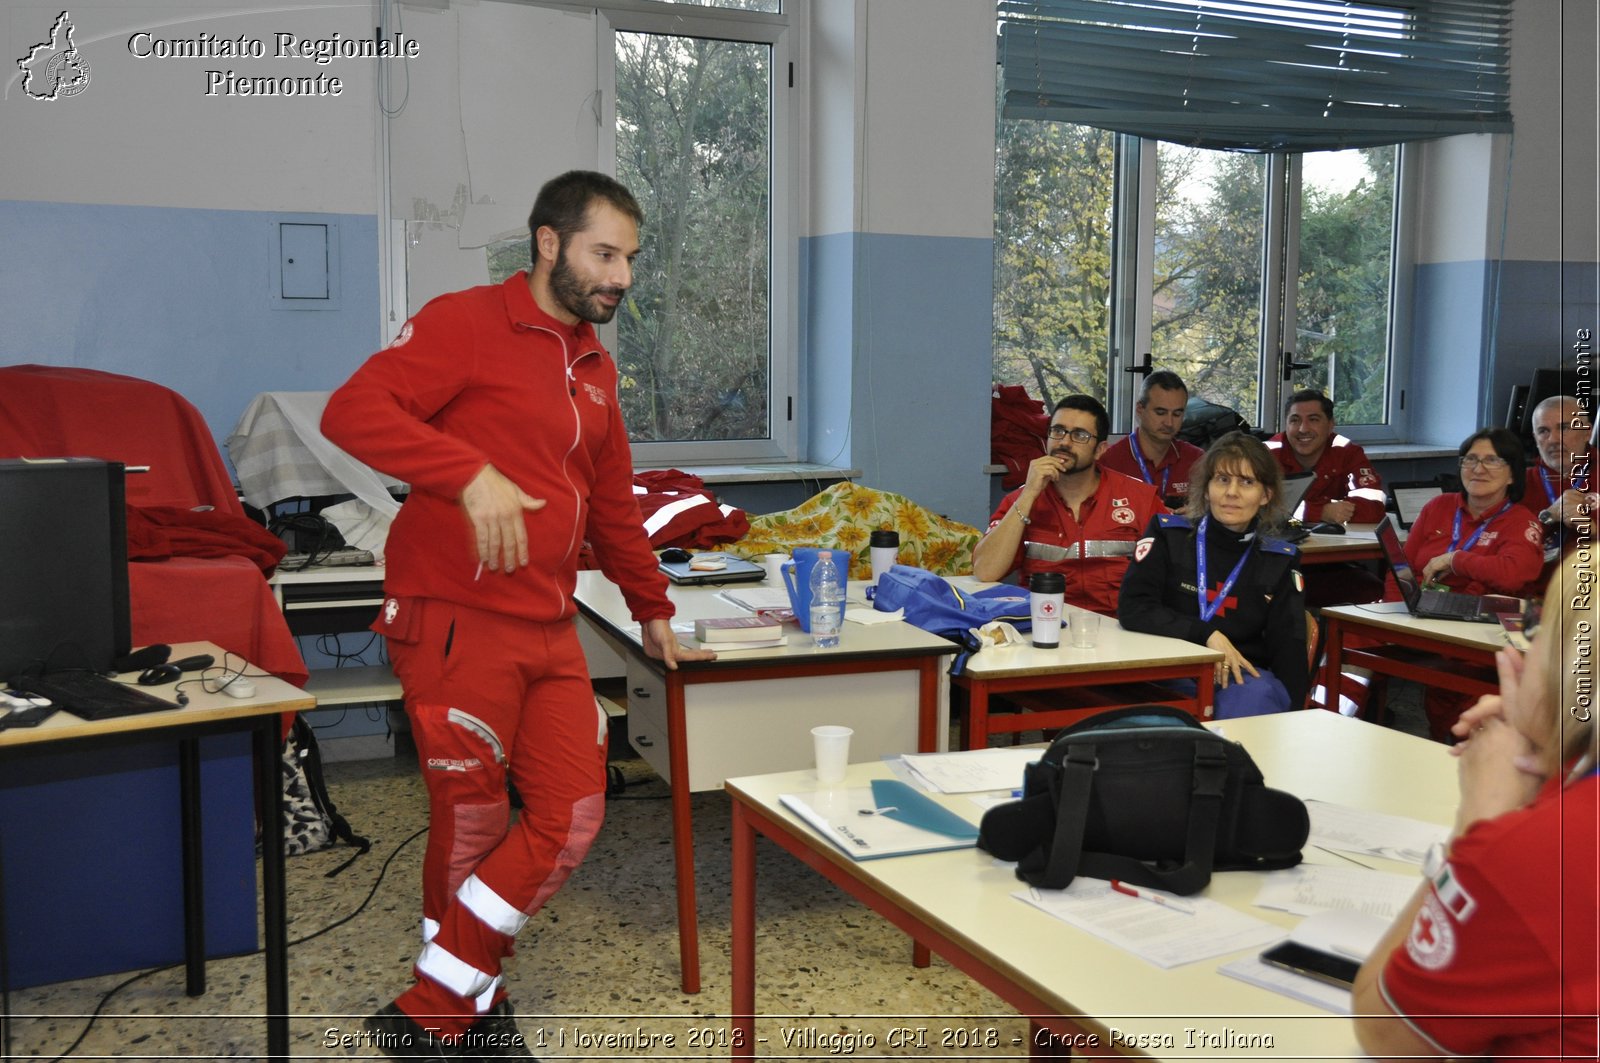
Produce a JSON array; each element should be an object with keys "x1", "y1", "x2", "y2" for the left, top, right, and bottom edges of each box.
[{"x1": 872, "y1": 565, "x2": 1033, "y2": 674}]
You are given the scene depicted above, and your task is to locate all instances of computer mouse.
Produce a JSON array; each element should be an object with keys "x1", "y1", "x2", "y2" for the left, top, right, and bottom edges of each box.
[
  {"x1": 660, "y1": 547, "x2": 692, "y2": 563},
  {"x1": 138, "y1": 663, "x2": 183, "y2": 685},
  {"x1": 222, "y1": 678, "x2": 256, "y2": 699},
  {"x1": 1306, "y1": 521, "x2": 1347, "y2": 536}
]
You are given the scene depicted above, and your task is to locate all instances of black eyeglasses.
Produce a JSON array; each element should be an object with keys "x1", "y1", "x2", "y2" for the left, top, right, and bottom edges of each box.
[
  {"x1": 1460, "y1": 455, "x2": 1509, "y2": 470},
  {"x1": 1047, "y1": 426, "x2": 1099, "y2": 444}
]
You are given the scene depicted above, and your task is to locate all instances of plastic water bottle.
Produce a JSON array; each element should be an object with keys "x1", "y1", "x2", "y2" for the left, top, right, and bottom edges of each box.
[{"x1": 808, "y1": 551, "x2": 844, "y2": 649}]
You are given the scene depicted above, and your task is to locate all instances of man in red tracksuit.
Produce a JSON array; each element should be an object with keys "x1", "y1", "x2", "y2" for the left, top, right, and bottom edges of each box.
[{"x1": 323, "y1": 171, "x2": 712, "y2": 1058}]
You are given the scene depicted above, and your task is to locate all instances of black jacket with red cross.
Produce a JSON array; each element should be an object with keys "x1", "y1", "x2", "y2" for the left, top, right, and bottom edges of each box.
[{"x1": 1117, "y1": 513, "x2": 1308, "y2": 709}]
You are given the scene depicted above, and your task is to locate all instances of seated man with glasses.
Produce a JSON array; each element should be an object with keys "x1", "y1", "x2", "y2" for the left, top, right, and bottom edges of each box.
[
  {"x1": 1403, "y1": 427, "x2": 1543, "y2": 740},
  {"x1": 972, "y1": 395, "x2": 1165, "y2": 614}
]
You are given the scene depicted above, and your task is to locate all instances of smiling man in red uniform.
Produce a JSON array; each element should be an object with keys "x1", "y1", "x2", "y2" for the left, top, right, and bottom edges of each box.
[
  {"x1": 1099, "y1": 370, "x2": 1204, "y2": 509},
  {"x1": 1266, "y1": 389, "x2": 1387, "y2": 525},
  {"x1": 973, "y1": 394, "x2": 1165, "y2": 614},
  {"x1": 323, "y1": 171, "x2": 712, "y2": 1058}
]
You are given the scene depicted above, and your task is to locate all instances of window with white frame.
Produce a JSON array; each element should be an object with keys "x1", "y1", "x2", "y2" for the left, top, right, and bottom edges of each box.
[
  {"x1": 482, "y1": 1, "x2": 798, "y2": 464},
  {"x1": 992, "y1": 0, "x2": 1511, "y2": 437},
  {"x1": 994, "y1": 111, "x2": 1403, "y2": 437}
]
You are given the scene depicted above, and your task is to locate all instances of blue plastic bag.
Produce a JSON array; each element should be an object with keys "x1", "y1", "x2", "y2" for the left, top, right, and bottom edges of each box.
[{"x1": 872, "y1": 565, "x2": 1032, "y2": 674}]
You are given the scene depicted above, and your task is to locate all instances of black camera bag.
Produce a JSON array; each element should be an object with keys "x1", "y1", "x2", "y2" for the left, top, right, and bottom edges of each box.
[{"x1": 976, "y1": 706, "x2": 1308, "y2": 895}]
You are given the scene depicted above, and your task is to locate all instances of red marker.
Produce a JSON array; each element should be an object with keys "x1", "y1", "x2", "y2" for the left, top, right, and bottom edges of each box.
[{"x1": 1110, "y1": 879, "x2": 1196, "y2": 915}]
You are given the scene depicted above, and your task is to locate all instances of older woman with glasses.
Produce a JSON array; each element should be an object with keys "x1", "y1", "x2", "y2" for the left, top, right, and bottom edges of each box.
[
  {"x1": 1404, "y1": 427, "x2": 1543, "y2": 599},
  {"x1": 1403, "y1": 427, "x2": 1545, "y2": 739},
  {"x1": 1353, "y1": 550, "x2": 1597, "y2": 1061}
]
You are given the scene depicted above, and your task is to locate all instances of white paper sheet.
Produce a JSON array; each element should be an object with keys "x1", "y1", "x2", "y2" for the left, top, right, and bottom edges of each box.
[
  {"x1": 1251, "y1": 865, "x2": 1421, "y2": 919},
  {"x1": 1217, "y1": 957, "x2": 1352, "y2": 1014},
  {"x1": 1015, "y1": 881, "x2": 1285, "y2": 969},
  {"x1": 901, "y1": 747, "x2": 1040, "y2": 794},
  {"x1": 1305, "y1": 800, "x2": 1449, "y2": 865}
]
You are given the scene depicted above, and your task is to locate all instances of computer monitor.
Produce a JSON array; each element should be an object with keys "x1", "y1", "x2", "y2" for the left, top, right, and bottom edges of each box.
[
  {"x1": 0, "y1": 458, "x2": 130, "y2": 680},
  {"x1": 1519, "y1": 368, "x2": 1582, "y2": 439}
]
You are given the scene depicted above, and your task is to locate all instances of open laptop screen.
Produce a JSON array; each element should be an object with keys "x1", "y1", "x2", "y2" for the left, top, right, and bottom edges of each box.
[{"x1": 1373, "y1": 516, "x2": 1422, "y2": 611}]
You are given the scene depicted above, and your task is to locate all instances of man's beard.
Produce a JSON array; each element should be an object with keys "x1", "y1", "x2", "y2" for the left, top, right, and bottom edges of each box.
[{"x1": 550, "y1": 246, "x2": 626, "y2": 324}]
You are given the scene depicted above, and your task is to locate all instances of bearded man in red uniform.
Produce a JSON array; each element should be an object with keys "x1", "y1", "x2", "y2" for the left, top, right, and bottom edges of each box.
[
  {"x1": 323, "y1": 171, "x2": 712, "y2": 1058},
  {"x1": 973, "y1": 394, "x2": 1165, "y2": 614}
]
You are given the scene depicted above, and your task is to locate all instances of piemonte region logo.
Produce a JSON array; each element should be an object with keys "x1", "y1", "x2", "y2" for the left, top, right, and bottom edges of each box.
[{"x1": 18, "y1": 11, "x2": 92, "y2": 100}]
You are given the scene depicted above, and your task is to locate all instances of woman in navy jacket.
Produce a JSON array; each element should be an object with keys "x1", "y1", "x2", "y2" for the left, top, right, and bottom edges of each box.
[{"x1": 1119, "y1": 432, "x2": 1308, "y2": 717}]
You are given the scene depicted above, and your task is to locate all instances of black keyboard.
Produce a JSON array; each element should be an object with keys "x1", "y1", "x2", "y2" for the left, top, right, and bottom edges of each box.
[
  {"x1": 1417, "y1": 589, "x2": 1485, "y2": 620},
  {"x1": 12, "y1": 671, "x2": 178, "y2": 721}
]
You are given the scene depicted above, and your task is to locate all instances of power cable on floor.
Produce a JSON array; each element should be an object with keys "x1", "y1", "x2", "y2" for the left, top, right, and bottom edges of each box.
[{"x1": 32, "y1": 825, "x2": 429, "y2": 1063}]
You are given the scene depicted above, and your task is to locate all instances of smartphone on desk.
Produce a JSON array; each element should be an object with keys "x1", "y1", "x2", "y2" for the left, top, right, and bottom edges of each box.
[{"x1": 1260, "y1": 941, "x2": 1361, "y2": 988}]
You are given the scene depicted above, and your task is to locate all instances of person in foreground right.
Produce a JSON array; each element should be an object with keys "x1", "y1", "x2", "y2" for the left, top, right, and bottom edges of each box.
[{"x1": 1353, "y1": 551, "x2": 1598, "y2": 1060}]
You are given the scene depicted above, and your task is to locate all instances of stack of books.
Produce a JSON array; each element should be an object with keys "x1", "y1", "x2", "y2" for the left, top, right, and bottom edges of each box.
[{"x1": 692, "y1": 615, "x2": 787, "y2": 650}]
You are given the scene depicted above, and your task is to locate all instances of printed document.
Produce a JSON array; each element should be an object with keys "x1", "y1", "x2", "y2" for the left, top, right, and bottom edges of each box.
[
  {"x1": 1015, "y1": 881, "x2": 1284, "y2": 968},
  {"x1": 901, "y1": 747, "x2": 1040, "y2": 793},
  {"x1": 1305, "y1": 800, "x2": 1448, "y2": 865},
  {"x1": 1251, "y1": 865, "x2": 1420, "y2": 920}
]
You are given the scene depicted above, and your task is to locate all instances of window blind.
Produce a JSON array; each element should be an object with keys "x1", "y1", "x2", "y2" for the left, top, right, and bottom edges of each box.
[{"x1": 998, "y1": 0, "x2": 1512, "y2": 151}]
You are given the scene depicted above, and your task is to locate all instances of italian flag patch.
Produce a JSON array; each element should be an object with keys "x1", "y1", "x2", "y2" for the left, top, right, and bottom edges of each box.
[{"x1": 1431, "y1": 861, "x2": 1477, "y2": 922}]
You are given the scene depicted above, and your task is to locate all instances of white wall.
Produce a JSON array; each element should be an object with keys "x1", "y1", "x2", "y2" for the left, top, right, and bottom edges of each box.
[
  {"x1": 857, "y1": 0, "x2": 995, "y2": 241},
  {"x1": 1502, "y1": 0, "x2": 1599, "y2": 263},
  {"x1": 1, "y1": 1, "x2": 377, "y2": 213}
]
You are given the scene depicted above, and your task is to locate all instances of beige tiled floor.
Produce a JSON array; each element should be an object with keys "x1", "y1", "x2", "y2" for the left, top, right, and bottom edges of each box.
[
  {"x1": 5, "y1": 746, "x2": 1026, "y2": 1060},
  {"x1": 5, "y1": 688, "x2": 1428, "y2": 1060}
]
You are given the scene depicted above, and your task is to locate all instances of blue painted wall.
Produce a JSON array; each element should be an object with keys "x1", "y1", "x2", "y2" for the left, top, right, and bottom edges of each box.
[{"x1": 0, "y1": 200, "x2": 381, "y2": 460}]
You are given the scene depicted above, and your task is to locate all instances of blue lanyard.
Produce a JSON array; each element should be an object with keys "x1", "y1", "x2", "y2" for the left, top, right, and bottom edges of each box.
[
  {"x1": 1540, "y1": 465, "x2": 1587, "y2": 506},
  {"x1": 1196, "y1": 516, "x2": 1254, "y2": 623},
  {"x1": 1449, "y1": 501, "x2": 1512, "y2": 553},
  {"x1": 1130, "y1": 438, "x2": 1171, "y2": 496}
]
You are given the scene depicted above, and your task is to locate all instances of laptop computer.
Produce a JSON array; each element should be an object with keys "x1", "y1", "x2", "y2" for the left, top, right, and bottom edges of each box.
[
  {"x1": 658, "y1": 552, "x2": 768, "y2": 586},
  {"x1": 1276, "y1": 473, "x2": 1320, "y2": 540},
  {"x1": 1388, "y1": 482, "x2": 1445, "y2": 531},
  {"x1": 1373, "y1": 516, "x2": 1522, "y2": 623}
]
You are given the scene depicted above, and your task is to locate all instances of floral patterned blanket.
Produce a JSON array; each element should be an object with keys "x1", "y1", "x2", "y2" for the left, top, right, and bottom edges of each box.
[{"x1": 725, "y1": 482, "x2": 979, "y2": 580}]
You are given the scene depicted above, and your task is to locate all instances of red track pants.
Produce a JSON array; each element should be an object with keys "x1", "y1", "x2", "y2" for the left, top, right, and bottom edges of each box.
[{"x1": 381, "y1": 596, "x2": 606, "y2": 1037}]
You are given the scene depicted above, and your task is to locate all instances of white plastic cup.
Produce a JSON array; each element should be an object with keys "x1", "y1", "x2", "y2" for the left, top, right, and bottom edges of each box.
[
  {"x1": 761, "y1": 552, "x2": 789, "y2": 584},
  {"x1": 869, "y1": 530, "x2": 900, "y2": 585},
  {"x1": 1029, "y1": 571, "x2": 1066, "y2": 649},
  {"x1": 811, "y1": 724, "x2": 853, "y2": 785},
  {"x1": 1070, "y1": 611, "x2": 1102, "y2": 649}
]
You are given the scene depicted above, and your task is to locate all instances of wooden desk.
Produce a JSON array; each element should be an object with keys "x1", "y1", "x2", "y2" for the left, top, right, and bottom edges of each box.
[
  {"x1": 953, "y1": 603, "x2": 1221, "y2": 748},
  {"x1": 0, "y1": 642, "x2": 313, "y2": 1063},
  {"x1": 572, "y1": 571, "x2": 954, "y2": 994},
  {"x1": 1320, "y1": 601, "x2": 1503, "y2": 719},
  {"x1": 728, "y1": 711, "x2": 1455, "y2": 1059}
]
